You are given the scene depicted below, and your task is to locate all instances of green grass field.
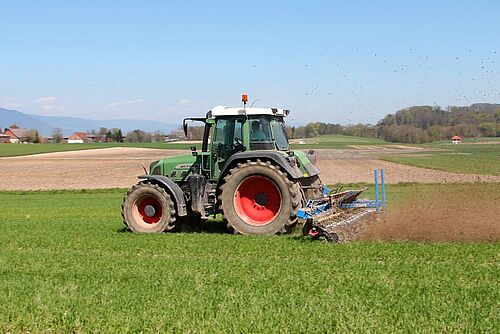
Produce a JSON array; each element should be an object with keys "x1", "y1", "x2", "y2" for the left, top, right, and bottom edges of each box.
[
  {"x1": 1, "y1": 186, "x2": 499, "y2": 333},
  {"x1": 380, "y1": 143, "x2": 500, "y2": 176}
]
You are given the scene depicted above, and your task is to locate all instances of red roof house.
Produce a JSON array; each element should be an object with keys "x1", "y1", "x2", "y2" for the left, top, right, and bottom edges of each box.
[
  {"x1": 68, "y1": 132, "x2": 89, "y2": 144},
  {"x1": 451, "y1": 135, "x2": 462, "y2": 144},
  {"x1": 4, "y1": 128, "x2": 29, "y2": 143}
]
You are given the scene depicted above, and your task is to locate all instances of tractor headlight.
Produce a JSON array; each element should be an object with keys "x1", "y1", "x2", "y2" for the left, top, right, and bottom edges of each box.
[{"x1": 287, "y1": 156, "x2": 297, "y2": 167}]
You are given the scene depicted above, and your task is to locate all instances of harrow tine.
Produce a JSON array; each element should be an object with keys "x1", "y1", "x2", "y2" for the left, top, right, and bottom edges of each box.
[{"x1": 325, "y1": 209, "x2": 375, "y2": 229}]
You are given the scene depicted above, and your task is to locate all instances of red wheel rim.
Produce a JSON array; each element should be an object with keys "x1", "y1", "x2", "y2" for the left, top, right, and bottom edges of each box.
[
  {"x1": 234, "y1": 176, "x2": 282, "y2": 226},
  {"x1": 133, "y1": 195, "x2": 163, "y2": 224}
]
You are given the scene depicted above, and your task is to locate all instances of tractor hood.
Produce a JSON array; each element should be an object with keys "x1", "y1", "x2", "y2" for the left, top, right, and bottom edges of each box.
[
  {"x1": 149, "y1": 154, "x2": 201, "y2": 181},
  {"x1": 293, "y1": 150, "x2": 320, "y2": 178}
]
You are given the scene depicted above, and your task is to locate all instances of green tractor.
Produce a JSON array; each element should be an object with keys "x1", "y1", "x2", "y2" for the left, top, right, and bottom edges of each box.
[{"x1": 122, "y1": 99, "x2": 324, "y2": 235}]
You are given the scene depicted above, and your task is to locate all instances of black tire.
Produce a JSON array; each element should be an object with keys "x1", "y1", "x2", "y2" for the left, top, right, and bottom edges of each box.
[
  {"x1": 219, "y1": 160, "x2": 301, "y2": 235},
  {"x1": 122, "y1": 182, "x2": 176, "y2": 233}
]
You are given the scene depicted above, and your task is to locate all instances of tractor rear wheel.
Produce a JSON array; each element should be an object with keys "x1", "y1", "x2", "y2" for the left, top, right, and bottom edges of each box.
[
  {"x1": 122, "y1": 182, "x2": 176, "y2": 233},
  {"x1": 220, "y1": 160, "x2": 301, "y2": 235}
]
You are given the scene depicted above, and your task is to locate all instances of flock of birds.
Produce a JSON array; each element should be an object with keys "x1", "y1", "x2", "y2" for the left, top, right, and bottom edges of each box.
[{"x1": 252, "y1": 48, "x2": 498, "y2": 124}]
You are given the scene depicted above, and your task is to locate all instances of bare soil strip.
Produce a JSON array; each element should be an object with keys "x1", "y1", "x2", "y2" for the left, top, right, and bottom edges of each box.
[
  {"x1": 0, "y1": 148, "x2": 185, "y2": 190},
  {"x1": 314, "y1": 149, "x2": 500, "y2": 184},
  {"x1": 357, "y1": 186, "x2": 500, "y2": 242},
  {"x1": 316, "y1": 159, "x2": 500, "y2": 184},
  {"x1": 0, "y1": 147, "x2": 499, "y2": 191}
]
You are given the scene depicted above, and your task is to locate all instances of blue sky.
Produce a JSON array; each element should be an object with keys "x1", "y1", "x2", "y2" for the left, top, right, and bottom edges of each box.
[{"x1": 1, "y1": 0, "x2": 499, "y2": 125}]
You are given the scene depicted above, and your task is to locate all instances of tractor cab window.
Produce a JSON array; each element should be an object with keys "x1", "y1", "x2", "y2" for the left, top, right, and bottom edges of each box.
[
  {"x1": 213, "y1": 118, "x2": 244, "y2": 162},
  {"x1": 249, "y1": 116, "x2": 289, "y2": 151},
  {"x1": 249, "y1": 117, "x2": 273, "y2": 150},
  {"x1": 250, "y1": 119, "x2": 271, "y2": 141}
]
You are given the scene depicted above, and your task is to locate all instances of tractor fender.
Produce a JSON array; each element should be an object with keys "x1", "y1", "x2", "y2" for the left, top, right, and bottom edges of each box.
[
  {"x1": 138, "y1": 175, "x2": 188, "y2": 216},
  {"x1": 220, "y1": 151, "x2": 305, "y2": 180}
]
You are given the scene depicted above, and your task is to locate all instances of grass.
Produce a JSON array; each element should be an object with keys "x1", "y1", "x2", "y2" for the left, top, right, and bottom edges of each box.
[
  {"x1": 0, "y1": 142, "x2": 201, "y2": 157},
  {"x1": 380, "y1": 143, "x2": 500, "y2": 176},
  {"x1": 1, "y1": 186, "x2": 499, "y2": 333},
  {"x1": 291, "y1": 134, "x2": 391, "y2": 149}
]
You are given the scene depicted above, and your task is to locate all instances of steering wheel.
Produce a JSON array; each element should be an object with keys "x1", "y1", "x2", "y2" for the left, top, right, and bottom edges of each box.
[{"x1": 233, "y1": 137, "x2": 244, "y2": 151}]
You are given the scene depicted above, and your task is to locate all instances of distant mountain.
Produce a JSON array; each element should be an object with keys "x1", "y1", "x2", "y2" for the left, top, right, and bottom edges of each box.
[
  {"x1": 0, "y1": 107, "x2": 178, "y2": 136},
  {"x1": 0, "y1": 108, "x2": 57, "y2": 135},
  {"x1": 30, "y1": 114, "x2": 178, "y2": 135}
]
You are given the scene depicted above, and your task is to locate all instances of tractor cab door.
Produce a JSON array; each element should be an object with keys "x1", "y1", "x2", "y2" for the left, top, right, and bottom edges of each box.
[{"x1": 210, "y1": 117, "x2": 244, "y2": 179}]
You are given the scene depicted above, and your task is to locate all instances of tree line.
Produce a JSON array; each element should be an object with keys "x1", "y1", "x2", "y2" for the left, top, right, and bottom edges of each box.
[
  {"x1": 1, "y1": 125, "x2": 171, "y2": 144},
  {"x1": 288, "y1": 103, "x2": 500, "y2": 143}
]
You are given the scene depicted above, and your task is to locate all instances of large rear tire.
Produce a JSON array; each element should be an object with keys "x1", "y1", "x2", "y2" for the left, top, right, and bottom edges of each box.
[
  {"x1": 219, "y1": 160, "x2": 301, "y2": 235},
  {"x1": 122, "y1": 182, "x2": 176, "y2": 233}
]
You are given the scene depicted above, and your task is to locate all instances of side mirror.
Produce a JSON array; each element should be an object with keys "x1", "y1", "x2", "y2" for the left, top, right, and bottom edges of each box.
[{"x1": 183, "y1": 121, "x2": 188, "y2": 137}]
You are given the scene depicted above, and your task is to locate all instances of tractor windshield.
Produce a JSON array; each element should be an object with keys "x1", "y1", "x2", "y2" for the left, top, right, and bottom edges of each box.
[
  {"x1": 249, "y1": 116, "x2": 289, "y2": 151},
  {"x1": 271, "y1": 118, "x2": 289, "y2": 151}
]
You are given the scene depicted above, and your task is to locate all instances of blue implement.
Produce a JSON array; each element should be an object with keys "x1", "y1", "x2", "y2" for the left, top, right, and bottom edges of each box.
[{"x1": 299, "y1": 169, "x2": 387, "y2": 242}]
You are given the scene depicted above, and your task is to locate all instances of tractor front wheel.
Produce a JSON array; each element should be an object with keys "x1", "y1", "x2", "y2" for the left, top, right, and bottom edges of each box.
[
  {"x1": 220, "y1": 160, "x2": 301, "y2": 235},
  {"x1": 122, "y1": 182, "x2": 177, "y2": 233}
]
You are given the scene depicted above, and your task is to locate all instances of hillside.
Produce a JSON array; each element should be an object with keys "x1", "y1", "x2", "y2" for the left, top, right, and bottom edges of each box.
[
  {"x1": 0, "y1": 108, "x2": 58, "y2": 135},
  {"x1": 377, "y1": 103, "x2": 500, "y2": 142},
  {"x1": 288, "y1": 103, "x2": 500, "y2": 144},
  {"x1": 0, "y1": 108, "x2": 177, "y2": 136}
]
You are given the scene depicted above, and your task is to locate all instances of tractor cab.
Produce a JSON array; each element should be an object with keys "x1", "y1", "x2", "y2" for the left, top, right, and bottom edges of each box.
[
  {"x1": 183, "y1": 105, "x2": 291, "y2": 179},
  {"x1": 185, "y1": 106, "x2": 290, "y2": 152}
]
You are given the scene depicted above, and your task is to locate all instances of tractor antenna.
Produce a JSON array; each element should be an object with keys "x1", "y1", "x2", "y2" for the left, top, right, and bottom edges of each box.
[
  {"x1": 250, "y1": 98, "x2": 259, "y2": 107},
  {"x1": 140, "y1": 161, "x2": 148, "y2": 174}
]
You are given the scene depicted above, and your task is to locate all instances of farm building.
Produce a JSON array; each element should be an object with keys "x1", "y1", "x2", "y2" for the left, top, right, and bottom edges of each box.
[
  {"x1": 68, "y1": 131, "x2": 89, "y2": 144},
  {"x1": 451, "y1": 135, "x2": 462, "y2": 144},
  {"x1": 4, "y1": 128, "x2": 29, "y2": 143},
  {"x1": 0, "y1": 133, "x2": 10, "y2": 143}
]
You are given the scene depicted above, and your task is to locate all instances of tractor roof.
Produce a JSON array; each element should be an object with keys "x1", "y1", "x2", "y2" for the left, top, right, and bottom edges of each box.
[{"x1": 210, "y1": 105, "x2": 289, "y2": 117}]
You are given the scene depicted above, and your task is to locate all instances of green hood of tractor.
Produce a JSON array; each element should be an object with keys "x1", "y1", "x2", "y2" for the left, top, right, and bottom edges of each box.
[
  {"x1": 150, "y1": 154, "x2": 201, "y2": 181},
  {"x1": 292, "y1": 150, "x2": 318, "y2": 177}
]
